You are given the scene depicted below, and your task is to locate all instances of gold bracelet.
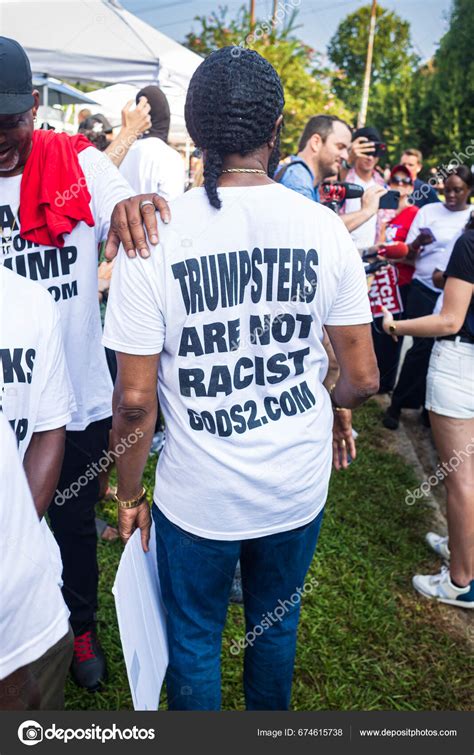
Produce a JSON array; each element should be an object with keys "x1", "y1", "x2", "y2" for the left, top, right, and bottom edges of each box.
[
  {"x1": 389, "y1": 322, "x2": 397, "y2": 334},
  {"x1": 329, "y1": 383, "x2": 351, "y2": 412},
  {"x1": 114, "y1": 486, "x2": 147, "y2": 510}
]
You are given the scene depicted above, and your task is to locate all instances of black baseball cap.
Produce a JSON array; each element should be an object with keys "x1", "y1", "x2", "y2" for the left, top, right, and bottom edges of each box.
[
  {"x1": 353, "y1": 126, "x2": 382, "y2": 143},
  {"x1": 0, "y1": 36, "x2": 35, "y2": 115}
]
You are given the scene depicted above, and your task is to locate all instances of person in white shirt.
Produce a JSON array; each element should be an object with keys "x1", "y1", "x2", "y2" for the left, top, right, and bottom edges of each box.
[
  {"x1": 103, "y1": 46, "x2": 379, "y2": 711},
  {"x1": 383, "y1": 165, "x2": 473, "y2": 430},
  {"x1": 0, "y1": 266, "x2": 74, "y2": 571},
  {"x1": 341, "y1": 125, "x2": 389, "y2": 251},
  {"x1": 119, "y1": 86, "x2": 185, "y2": 202},
  {"x1": 0, "y1": 36, "x2": 170, "y2": 692},
  {"x1": 0, "y1": 413, "x2": 72, "y2": 710}
]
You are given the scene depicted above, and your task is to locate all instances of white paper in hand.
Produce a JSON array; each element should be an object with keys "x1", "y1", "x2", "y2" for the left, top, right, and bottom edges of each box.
[{"x1": 112, "y1": 521, "x2": 168, "y2": 710}]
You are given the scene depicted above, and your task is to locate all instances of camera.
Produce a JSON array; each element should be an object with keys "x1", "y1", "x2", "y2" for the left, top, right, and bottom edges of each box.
[
  {"x1": 21, "y1": 725, "x2": 43, "y2": 743},
  {"x1": 318, "y1": 181, "x2": 364, "y2": 212}
]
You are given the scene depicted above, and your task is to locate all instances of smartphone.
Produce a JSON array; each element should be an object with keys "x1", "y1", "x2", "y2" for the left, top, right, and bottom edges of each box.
[
  {"x1": 373, "y1": 141, "x2": 387, "y2": 158},
  {"x1": 362, "y1": 139, "x2": 386, "y2": 158},
  {"x1": 379, "y1": 190, "x2": 400, "y2": 210},
  {"x1": 419, "y1": 227, "x2": 436, "y2": 243}
]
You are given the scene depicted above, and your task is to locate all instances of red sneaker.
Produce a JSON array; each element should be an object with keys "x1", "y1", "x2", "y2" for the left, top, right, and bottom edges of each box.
[{"x1": 71, "y1": 627, "x2": 107, "y2": 692}]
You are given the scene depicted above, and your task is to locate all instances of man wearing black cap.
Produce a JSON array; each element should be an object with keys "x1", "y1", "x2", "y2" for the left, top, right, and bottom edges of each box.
[
  {"x1": 0, "y1": 36, "x2": 168, "y2": 693},
  {"x1": 119, "y1": 85, "x2": 185, "y2": 201}
]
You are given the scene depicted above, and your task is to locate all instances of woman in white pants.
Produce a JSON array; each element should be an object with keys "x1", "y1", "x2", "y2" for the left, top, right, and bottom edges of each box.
[{"x1": 383, "y1": 217, "x2": 474, "y2": 609}]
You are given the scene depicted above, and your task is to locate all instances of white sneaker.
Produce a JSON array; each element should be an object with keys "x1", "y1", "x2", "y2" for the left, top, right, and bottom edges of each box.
[
  {"x1": 413, "y1": 566, "x2": 474, "y2": 608},
  {"x1": 425, "y1": 532, "x2": 450, "y2": 561}
]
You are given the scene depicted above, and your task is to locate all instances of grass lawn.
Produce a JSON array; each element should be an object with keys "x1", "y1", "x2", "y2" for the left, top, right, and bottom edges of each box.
[{"x1": 65, "y1": 401, "x2": 472, "y2": 711}]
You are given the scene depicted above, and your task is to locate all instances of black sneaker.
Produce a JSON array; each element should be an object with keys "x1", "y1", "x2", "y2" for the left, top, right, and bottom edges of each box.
[
  {"x1": 71, "y1": 626, "x2": 107, "y2": 692},
  {"x1": 382, "y1": 405, "x2": 401, "y2": 430}
]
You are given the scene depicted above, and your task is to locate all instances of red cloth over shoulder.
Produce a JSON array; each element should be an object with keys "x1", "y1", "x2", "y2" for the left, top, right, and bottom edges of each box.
[{"x1": 20, "y1": 130, "x2": 95, "y2": 248}]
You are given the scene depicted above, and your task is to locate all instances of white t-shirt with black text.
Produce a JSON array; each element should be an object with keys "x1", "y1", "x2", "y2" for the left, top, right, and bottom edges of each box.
[
  {"x1": 0, "y1": 146, "x2": 132, "y2": 430},
  {"x1": 0, "y1": 265, "x2": 75, "y2": 582},
  {"x1": 0, "y1": 413, "x2": 70, "y2": 680},
  {"x1": 407, "y1": 202, "x2": 472, "y2": 291},
  {"x1": 104, "y1": 184, "x2": 372, "y2": 540},
  {"x1": 0, "y1": 265, "x2": 75, "y2": 455}
]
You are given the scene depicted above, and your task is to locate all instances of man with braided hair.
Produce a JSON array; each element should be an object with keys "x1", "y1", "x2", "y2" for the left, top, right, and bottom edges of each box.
[{"x1": 104, "y1": 46, "x2": 379, "y2": 711}]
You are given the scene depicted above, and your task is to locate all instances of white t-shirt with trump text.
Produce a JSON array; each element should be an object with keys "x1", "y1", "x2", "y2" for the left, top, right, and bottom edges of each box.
[
  {"x1": 0, "y1": 265, "x2": 74, "y2": 456},
  {"x1": 104, "y1": 184, "x2": 372, "y2": 540},
  {"x1": 0, "y1": 265, "x2": 75, "y2": 582},
  {"x1": 0, "y1": 146, "x2": 132, "y2": 430}
]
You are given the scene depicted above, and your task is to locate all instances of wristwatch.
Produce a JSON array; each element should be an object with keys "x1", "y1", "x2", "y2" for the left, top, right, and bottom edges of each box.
[{"x1": 389, "y1": 323, "x2": 397, "y2": 334}]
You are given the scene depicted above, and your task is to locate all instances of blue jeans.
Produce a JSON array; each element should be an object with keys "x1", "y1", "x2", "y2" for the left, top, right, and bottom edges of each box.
[{"x1": 153, "y1": 505, "x2": 324, "y2": 711}]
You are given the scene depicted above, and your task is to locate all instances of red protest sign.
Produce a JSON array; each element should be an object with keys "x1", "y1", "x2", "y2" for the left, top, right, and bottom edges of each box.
[{"x1": 368, "y1": 265, "x2": 403, "y2": 318}]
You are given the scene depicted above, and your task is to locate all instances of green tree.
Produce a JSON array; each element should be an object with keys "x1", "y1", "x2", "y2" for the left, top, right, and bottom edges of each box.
[
  {"x1": 423, "y1": 0, "x2": 474, "y2": 164},
  {"x1": 327, "y1": 4, "x2": 419, "y2": 118},
  {"x1": 362, "y1": 60, "x2": 415, "y2": 163},
  {"x1": 403, "y1": 61, "x2": 438, "y2": 166},
  {"x1": 184, "y1": 4, "x2": 352, "y2": 155}
]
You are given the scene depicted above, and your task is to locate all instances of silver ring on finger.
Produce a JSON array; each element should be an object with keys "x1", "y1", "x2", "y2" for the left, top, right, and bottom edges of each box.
[{"x1": 139, "y1": 199, "x2": 155, "y2": 211}]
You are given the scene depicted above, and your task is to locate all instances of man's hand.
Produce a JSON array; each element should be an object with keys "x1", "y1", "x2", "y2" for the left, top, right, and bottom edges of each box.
[
  {"x1": 361, "y1": 185, "x2": 387, "y2": 216},
  {"x1": 98, "y1": 259, "x2": 114, "y2": 300},
  {"x1": 341, "y1": 186, "x2": 387, "y2": 232},
  {"x1": 118, "y1": 501, "x2": 152, "y2": 552},
  {"x1": 332, "y1": 409, "x2": 356, "y2": 471},
  {"x1": 105, "y1": 194, "x2": 171, "y2": 260},
  {"x1": 348, "y1": 136, "x2": 376, "y2": 166},
  {"x1": 23, "y1": 428, "x2": 66, "y2": 519},
  {"x1": 121, "y1": 97, "x2": 151, "y2": 137}
]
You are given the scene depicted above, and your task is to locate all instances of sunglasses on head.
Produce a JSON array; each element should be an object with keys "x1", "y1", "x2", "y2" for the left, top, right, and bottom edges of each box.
[{"x1": 391, "y1": 176, "x2": 412, "y2": 186}]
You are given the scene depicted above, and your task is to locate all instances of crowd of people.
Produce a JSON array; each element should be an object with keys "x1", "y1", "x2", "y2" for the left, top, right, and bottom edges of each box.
[{"x1": 0, "y1": 36, "x2": 472, "y2": 714}]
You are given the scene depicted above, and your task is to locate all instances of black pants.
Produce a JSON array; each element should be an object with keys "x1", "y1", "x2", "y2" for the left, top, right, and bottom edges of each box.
[
  {"x1": 372, "y1": 283, "x2": 411, "y2": 393},
  {"x1": 390, "y1": 280, "x2": 440, "y2": 411},
  {"x1": 48, "y1": 417, "x2": 111, "y2": 635}
]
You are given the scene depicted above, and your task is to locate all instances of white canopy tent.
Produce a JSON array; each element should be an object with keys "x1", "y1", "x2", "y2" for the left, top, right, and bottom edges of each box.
[
  {"x1": 32, "y1": 75, "x2": 99, "y2": 107},
  {"x1": 32, "y1": 74, "x2": 100, "y2": 133},
  {"x1": 1, "y1": 0, "x2": 202, "y2": 91}
]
